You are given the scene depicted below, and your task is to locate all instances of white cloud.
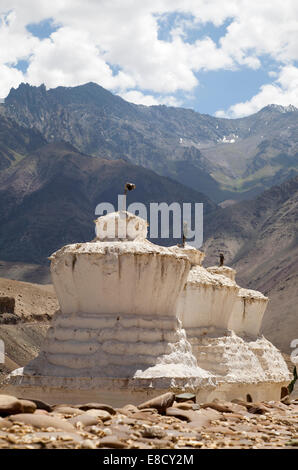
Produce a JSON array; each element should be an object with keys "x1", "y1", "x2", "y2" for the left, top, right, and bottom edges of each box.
[
  {"x1": 0, "y1": 64, "x2": 24, "y2": 97},
  {"x1": 120, "y1": 89, "x2": 181, "y2": 107},
  {"x1": 25, "y1": 27, "x2": 135, "y2": 90},
  {"x1": 0, "y1": 10, "x2": 38, "y2": 64},
  {"x1": 0, "y1": 1, "x2": 297, "y2": 112},
  {"x1": 215, "y1": 65, "x2": 298, "y2": 118}
]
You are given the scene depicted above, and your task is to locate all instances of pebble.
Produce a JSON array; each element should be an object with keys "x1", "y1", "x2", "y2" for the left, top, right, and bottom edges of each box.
[
  {"x1": 78, "y1": 403, "x2": 116, "y2": 415},
  {"x1": 140, "y1": 424, "x2": 167, "y2": 439},
  {"x1": 80, "y1": 439, "x2": 97, "y2": 449},
  {"x1": 85, "y1": 409, "x2": 111, "y2": 421},
  {"x1": 9, "y1": 413, "x2": 76, "y2": 432},
  {"x1": 0, "y1": 395, "x2": 23, "y2": 416},
  {"x1": 31, "y1": 431, "x2": 83, "y2": 443},
  {"x1": 0, "y1": 393, "x2": 296, "y2": 449},
  {"x1": 23, "y1": 399, "x2": 52, "y2": 412},
  {"x1": 98, "y1": 435, "x2": 127, "y2": 448},
  {"x1": 117, "y1": 404, "x2": 139, "y2": 415},
  {"x1": 138, "y1": 392, "x2": 175, "y2": 412},
  {"x1": 173, "y1": 402, "x2": 196, "y2": 411},
  {"x1": 19, "y1": 400, "x2": 37, "y2": 414},
  {"x1": 0, "y1": 418, "x2": 13, "y2": 429},
  {"x1": 68, "y1": 413, "x2": 101, "y2": 427},
  {"x1": 165, "y1": 407, "x2": 196, "y2": 422},
  {"x1": 53, "y1": 406, "x2": 85, "y2": 416}
]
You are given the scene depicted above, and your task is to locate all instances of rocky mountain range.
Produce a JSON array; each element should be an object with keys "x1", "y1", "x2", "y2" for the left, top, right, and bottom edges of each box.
[
  {"x1": 0, "y1": 139, "x2": 215, "y2": 264},
  {"x1": 2, "y1": 83, "x2": 297, "y2": 203}
]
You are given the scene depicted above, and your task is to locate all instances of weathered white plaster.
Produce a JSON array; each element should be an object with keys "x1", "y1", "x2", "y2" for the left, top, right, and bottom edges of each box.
[
  {"x1": 174, "y1": 252, "x2": 290, "y2": 395},
  {"x1": 7, "y1": 213, "x2": 216, "y2": 394},
  {"x1": 169, "y1": 244, "x2": 205, "y2": 266},
  {"x1": 207, "y1": 266, "x2": 236, "y2": 281},
  {"x1": 2, "y1": 211, "x2": 291, "y2": 405},
  {"x1": 176, "y1": 265, "x2": 239, "y2": 330},
  {"x1": 228, "y1": 288, "x2": 268, "y2": 336}
]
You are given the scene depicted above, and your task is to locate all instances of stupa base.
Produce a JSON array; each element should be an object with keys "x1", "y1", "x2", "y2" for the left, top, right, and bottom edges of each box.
[
  {"x1": 1, "y1": 370, "x2": 288, "y2": 406},
  {"x1": 1, "y1": 371, "x2": 215, "y2": 406}
]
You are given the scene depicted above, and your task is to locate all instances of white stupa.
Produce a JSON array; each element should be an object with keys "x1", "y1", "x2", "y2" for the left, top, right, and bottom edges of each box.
[
  {"x1": 2, "y1": 211, "x2": 291, "y2": 404},
  {"x1": 3, "y1": 212, "x2": 215, "y2": 405},
  {"x1": 175, "y1": 250, "x2": 291, "y2": 401}
]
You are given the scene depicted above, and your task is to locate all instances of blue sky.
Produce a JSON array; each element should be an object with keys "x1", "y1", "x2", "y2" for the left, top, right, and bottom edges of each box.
[{"x1": 1, "y1": 1, "x2": 298, "y2": 117}]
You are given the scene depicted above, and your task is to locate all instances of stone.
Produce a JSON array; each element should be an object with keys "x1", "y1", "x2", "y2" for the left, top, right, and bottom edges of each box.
[
  {"x1": 33, "y1": 431, "x2": 83, "y2": 443},
  {"x1": 200, "y1": 399, "x2": 246, "y2": 414},
  {"x1": 0, "y1": 395, "x2": 23, "y2": 416},
  {"x1": 231, "y1": 398, "x2": 269, "y2": 414},
  {"x1": 281, "y1": 396, "x2": 291, "y2": 405},
  {"x1": 118, "y1": 404, "x2": 139, "y2": 415},
  {"x1": 286, "y1": 440, "x2": 298, "y2": 447},
  {"x1": 9, "y1": 413, "x2": 76, "y2": 432},
  {"x1": 171, "y1": 402, "x2": 195, "y2": 410},
  {"x1": 175, "y1": 393, "x2": 196, "y2": 403},
  {"x1": 165, "y1": 408, "x2": 192, "y2": 422},
  {"x1": 98, "y1": 435, "x2": 127, "y2": 448},
  {"x1": 140, "y1": 425, "x2": 167, "y2": 439},
  {"x1": 0, "y1": 312, "x2": 19, "y2": 324},
  {"x1": 246, "y1": 403, "x2": 270, "y2": 415},
  {"x1": 0, "y1": 296, "x2": 15, "y2": 314},
  {"x1": 120, "y1": 417, "x2": 137, "y2": 426},
  {"x1": 231, "y1": 398, "x2": 248, "y2": 406},
  {"x1": 69, "y1": 413, "x2": 101, "y2": 427},
  {"x1": 19, "y1": 400, "x2": 37, "y2": 413},
  {"x1": 127, "y1": 412, "x2": 161, "y2": 423},
  {"x1": 207, "y1": 425, "x2": 237, "y2": 436},
  {"x1": 135, "y1": 408, "x2": 158, "y2": 414},
  {"x1": 86, "y1": 409, "x2": 111, "y2": 421},
  {"x1": 0, "y1": 418, "x2": 13, "y2": 429},
  {"x1": 148, "y1": 438, "x2": 174, "y2": 449},
  {"x1": 53, "y1": 406, "x2": 85, "y2": 416},
  {"x1": 199, "y1": 408, "x2": 221, "y2": 420},
  {"x1": 78, "y1": 403, "x2": 116, "y2": 415},
  {"x1": 165, "y1": 407, "x2": 213, "y2": 429},
  {"x1": 24, "y1": 398, "x2": 52, "y2": 412},
  {"x1": 80, "y1": 439, "x2": 97, "y2": 449},
  {"x1": 222, "y1": 412, "x2": 246, "y2": 421},
  {"x1": 138, "y1": 392, "x2": 175, "y2": 412},
  {"x1": 200, "y1": 402, "x2": 232, "y2": 413},
  {"x1": 107, "y1": 424, "x2": 132, "y2": 440}
]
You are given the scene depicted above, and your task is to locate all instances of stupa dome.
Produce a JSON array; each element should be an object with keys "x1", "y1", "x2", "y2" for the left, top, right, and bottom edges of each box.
[{"x1": 94, "y1": 211, "x2": 148, "y2": 242}]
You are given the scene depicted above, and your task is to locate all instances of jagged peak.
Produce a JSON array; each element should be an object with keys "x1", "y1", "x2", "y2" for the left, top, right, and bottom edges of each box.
[
  {"x1": 5, "y1": 83, "x2": 47, "y2": 103},
  {"x1": 261, "y1": 103, "x2": 298, "y2": 113}
]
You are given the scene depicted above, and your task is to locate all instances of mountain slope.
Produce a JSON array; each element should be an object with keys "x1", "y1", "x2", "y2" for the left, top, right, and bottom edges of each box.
[
  {"x1": 3, "y1": 82, "x2": 297, "y2": 202},
  {"x1": 0, "y1": 278, "x2": 57, "y2": 384},
  {"x1": 202, "y1": 176, "x2": 298, "y2": 353},
  {"x1": 0, "y1": 141, "x2": 216, "y2": 264},
  {"x1": 0, "y1": 114, "x2": 46, "y2": 170}
]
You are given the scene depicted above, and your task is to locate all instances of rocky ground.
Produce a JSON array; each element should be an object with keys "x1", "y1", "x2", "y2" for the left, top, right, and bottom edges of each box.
[
  {"x1": 0, "y1": 392, "x2": 297, "y2": 449},
  {"x1": 0, "y1": 278, "x2": 58, "y2": 385},
  {"x1": 0, "y1": 277, "x2": 58, "y2": 321}
]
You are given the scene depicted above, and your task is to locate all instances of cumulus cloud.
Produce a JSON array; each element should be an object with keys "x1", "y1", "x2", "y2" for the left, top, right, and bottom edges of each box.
[
  {"x1": 120, "y1": 89, "x2": 181, "y2": 107},
  {"x1": 216, "y1": 65, "x2": 298, "y2": 118},
  {"x1": 25, "y1": 27, "x2": 135, "y2": 90},
  {"x1": 0, "y1": 0, "x2": 297, "y2": 113}
]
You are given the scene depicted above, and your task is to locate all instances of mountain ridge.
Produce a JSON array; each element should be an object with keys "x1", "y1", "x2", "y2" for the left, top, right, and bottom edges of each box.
[
  {"x1": 0, "y1": 140, "x2": 216, "y2": 264},
  {"x1": 3, "y1": 82, "x2": 297, "y2": 203}
]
